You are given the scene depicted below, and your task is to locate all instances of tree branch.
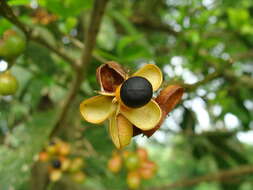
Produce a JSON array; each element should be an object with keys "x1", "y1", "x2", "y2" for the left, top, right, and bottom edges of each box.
[
  {"x1": 151, "y1": 165, "x2": 253, "y2": 190},
  {"x1": 30, "y1": 35, "x2": 78, "y2": 68},
  {"x1": 224, "y1": 70, "x2": 253, "y2": 89},
  {"x1": 49, "y1": 0, "x2": 109, "y2": 137},
  {"x1": 0, "y1": 0, "x2": 78, "y2": 69},
  {"x1": 183, "y1": 71, "x2": 221, "y2": 92},
  {"x1": 208, "y1": 61, "x2": 253, "y2": 89},
  {"x1": 181, "y1": 59, "x2": 253, "y2": 91},
  {"x1": 234, "y1": 50, "x2": 253, "y2": 61},
  {"x1": 130, "y1": 16, "x2": 179, "y2": 36},
  {"x1": 67, "y1": 35, "x2": 107, "y2": 63},
  {"x1": 0, "y1": 0, "x2": 30, "y2": 35}
]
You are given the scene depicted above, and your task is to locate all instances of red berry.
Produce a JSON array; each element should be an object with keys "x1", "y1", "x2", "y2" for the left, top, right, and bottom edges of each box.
[{"x1": 137, "y1": 148, "x2": 148, "y2": 161}]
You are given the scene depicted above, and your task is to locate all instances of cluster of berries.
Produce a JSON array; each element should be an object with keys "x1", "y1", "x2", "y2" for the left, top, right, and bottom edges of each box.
[
  {"x1": 107, "y1": 147, "x2": 157, "y2": 189},
  {"x1": 0, "y1": 29, "x2": 26, "y2": 96},
  {"x1": 38, "y1": 139, "x2": 86, "y2": 183}
]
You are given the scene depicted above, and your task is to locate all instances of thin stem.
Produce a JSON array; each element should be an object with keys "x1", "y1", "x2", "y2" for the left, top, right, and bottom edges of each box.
[
  {"x1": 67, "y1": 35, "x2": 107, "y2": 63},
  {"x1": 183, "y1": 71, "x2": 221, "y2": 92},
  {"x1": 151, "y1": 165, "x2": 253, "y2": 190},
  {"x1": 0, "y1": 1, "x2": 78, "y2": 69},
  {"x1": 49, "y1": 0, "x2": 109, "y2": 137}
]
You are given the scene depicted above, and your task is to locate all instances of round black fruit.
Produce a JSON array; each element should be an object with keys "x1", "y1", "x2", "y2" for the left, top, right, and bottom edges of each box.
[
  {"x1": 52, "y1": 160, "x2": 61, "y2": 169},
  {"x1": 120, "y1": 76, "x2": 153, "y2": 108}
]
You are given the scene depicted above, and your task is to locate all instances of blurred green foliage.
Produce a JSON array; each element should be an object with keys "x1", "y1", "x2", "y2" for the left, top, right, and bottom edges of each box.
[{"x1": 0, "y1": 0, "x2": 253, "y2": 189}]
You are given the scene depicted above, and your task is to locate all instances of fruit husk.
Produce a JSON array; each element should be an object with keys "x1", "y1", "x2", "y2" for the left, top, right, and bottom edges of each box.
[
  {"x1": 120, "y1": 99, "x2": 162, "y2": 131},
  {"x1": 96, "y1": 61, "x2": 128, "y2": 93},
  {"x1": 133, "y1": 85, "x2": 184, "y2": 137},
  {"x1": 132, "y1": 64, "x2": 163, "y2": 91},
  {"x1": 79, "y1": 95, "x2": 116, "y2": 124},
  {"x1": 109, "y1": 113, "x2": 133, "y2": 149},
  {"x1": 144, "y1": 85, "x2": 184, "y2": 137},
  {"x1": 133, "y1": 126, "x2": 142, "y2": 136}
]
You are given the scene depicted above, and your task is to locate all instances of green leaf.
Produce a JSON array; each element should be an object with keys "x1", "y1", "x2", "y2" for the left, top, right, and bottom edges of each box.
[
  {"x1": 117, "y1": 35, "x2": 143, "y2": 56},
  {"x1": 58, "y1": 17, "x2": 78, "y2": 34},
  {"x1": 8, "y1": 0, "x2": 30, "y2": 6},
  {"x1": 227, "y1": 8, "x2": 250, "y2": 28},
  {"x1": 33, "y1": 26, "x2": 57, "y2": 47},
  {"x1": 110, "y1": 11, "x2": 138, "y2": 35},
  {"x1": 0, "y1": 111, "x2": 57, "y2": 189},
  {"x1": 0, "y1": 19, "x2": 12, "y2": 36},
  {"x1": 119, "y1": 44, "x2": 152, "y2": 62},
  {"x1": 39, "y1": 0, "x2": 93, "y2": 18}
]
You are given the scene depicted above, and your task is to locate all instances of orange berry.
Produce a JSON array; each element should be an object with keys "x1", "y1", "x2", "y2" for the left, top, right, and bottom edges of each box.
[
  {"x1": 137, "y1": 148, "x2": 148, "y2": 161},
  {"x1": 142, "y1": 160, "x2": 156, "y2": 169},
  {"x1": 72, "y1": 171, "x2": 86, "y2": 183},
  {"x1": 38, "y1": 152, "x2": 49, "y2": 162},
  {"x1": 59, "y1": 157, "x2": 71, "y2": 171},
  {"x1": 140, "y1": 160, "x2": 157, "y2": 177},
  {"x1": 139, "y1": 167, "x2": 154, "y2": 179},
  {"x1": 108, "y1": 155, "x2": 122, "y2": 173},
  {"x1": 57, "y1": 142, "x2": 71, "y2": 156},
  {"x1": 46, "y1": 144, "x2": 57, "y2": 155},
  {"x1": 127, "y1": 171, "x2": 141, "y2": 189},
  {"x1": 69, "y1": 158, "x2": 84, "y2": 172},
  {"x1": 122, "y1": 150, "x2": 130, "y2": 159},
  {"x1": 49, "y1": 170, "x2": 62, "y2": 182}
]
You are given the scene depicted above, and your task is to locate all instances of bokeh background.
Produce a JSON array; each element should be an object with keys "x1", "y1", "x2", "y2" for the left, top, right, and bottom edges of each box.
[{"x1": 0, "y1": 0, "x2": 253, "y2": 189}]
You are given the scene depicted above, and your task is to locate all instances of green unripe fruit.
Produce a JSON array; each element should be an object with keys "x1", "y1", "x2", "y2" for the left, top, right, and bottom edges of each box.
[
  {"x1": 0, "y1": 71, "x2": 18, "y2": 95},
  {"x1": 0, "y1": 30, "x2": 26, "y2": 59},
  {"x1": 125, "y1": 153, "x2": 140, "y2": 171}
]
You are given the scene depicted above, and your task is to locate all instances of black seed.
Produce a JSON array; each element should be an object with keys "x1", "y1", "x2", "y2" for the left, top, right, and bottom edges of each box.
[
  {"x1": 49, "y1": 141, "x2": 56, "y2": 146},
  {"x1": 120, "y1": 76, "x2": 153, "y2": 108},
  {"x1": 52, "y1": 160, "x2": 61, "y2": 169}
]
